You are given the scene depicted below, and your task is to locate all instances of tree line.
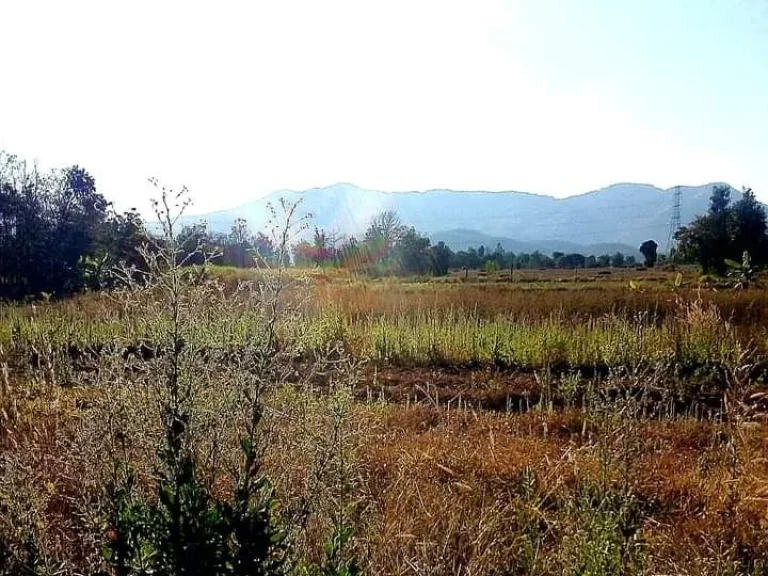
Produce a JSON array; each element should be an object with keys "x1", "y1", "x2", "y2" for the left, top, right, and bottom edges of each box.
[
  {"x1": 0, "y1": 153, "x2": 285, "y2": 299},
  {"x1": 290, "y1": 210, "x2": 653, "y2": 275},
  {"x1": 0, "y1": 153, "x2": 147, "y2": 299},
  {"x1": 2, "y1": 151, "x2": 766, "y2": 299},
  {"x1": 675, "y1": 185, "x2": 767, "y2": 275}
]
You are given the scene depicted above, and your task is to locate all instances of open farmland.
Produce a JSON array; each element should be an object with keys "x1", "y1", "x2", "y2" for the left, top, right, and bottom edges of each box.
[
  {"x1": 2, "y1": 263, "x2": 768, "y2": 575},
  {"x1": 4, "y1": 0, "x2": 768, "y2": 571}
]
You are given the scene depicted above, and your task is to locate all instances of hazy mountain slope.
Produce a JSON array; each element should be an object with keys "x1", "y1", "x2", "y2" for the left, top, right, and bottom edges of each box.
[
  {"x1": 185, "y1": 182, "x2": 741, "y2": 253},
  {"x1": 429, "y1": 229, "x2": 641, "y2": 258}
]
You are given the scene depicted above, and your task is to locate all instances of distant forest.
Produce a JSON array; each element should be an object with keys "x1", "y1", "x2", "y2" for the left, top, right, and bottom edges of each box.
[{"x1": 1, "y1": 151, "x2": 765, "y2": 299}]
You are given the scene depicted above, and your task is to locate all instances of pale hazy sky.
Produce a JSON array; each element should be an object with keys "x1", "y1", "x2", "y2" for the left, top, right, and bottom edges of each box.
[{"x1": 2, "y1": 0, "x2": 767, "y2": 214}]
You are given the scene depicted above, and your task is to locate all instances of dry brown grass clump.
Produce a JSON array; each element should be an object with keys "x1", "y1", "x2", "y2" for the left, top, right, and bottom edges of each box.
[{"x1": 349, "y1": 404, "x2": 768, "y2": 575}]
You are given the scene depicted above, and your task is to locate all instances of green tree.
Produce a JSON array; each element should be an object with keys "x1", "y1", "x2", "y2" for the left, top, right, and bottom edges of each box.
[
  {"x1": 710, "y1": 184, "x2": 731, "y2": 215},
  {"x1": 729, "y1": 187, "x2": 767, "y2": 265},
  {"x1": 361, "y1": 210, "x2": 406, "y2": 271},
  {"x1": 529, "y1": 251, "x2": 553, "y2": 269},
  {"x1": 429, "y1": 241, "x2": 453, "y2": 276},
  {"x1": 465, "y1": 247, "x2": 481, "y2": 269},
  {"x1": 90, "y1": 208, "x2": 149, "y2": 288},
  {"x1": 639, "y1": 240, "x2": 658, "y2": 268},
  {"x1": 395, "y1": 227, "x2": 432, "y2": 275},
  {"x1": 47, "y1": 165, "x2": 110, "y2": 293},
  {"x1": 674, "y1": 185, "x2": 760, "y2": 275},
  {"x1": 0, "y1": 153, "x2": 110, "y2": 298},
  {"x1": 708, "y1": 185, "x2": 732, "y2": 274},
  {"x1": 177, "y1": 223, "x2": 210, "y2": 267},
  {"x1": 559, "y1": 253, "x2": 586, "y2": 268},
  {"x1": 491, "y1": 242, "x2": 506, "y2": 268},
  {"x1": 364, "y1": 210, "x2": 405, "y2": 246}
]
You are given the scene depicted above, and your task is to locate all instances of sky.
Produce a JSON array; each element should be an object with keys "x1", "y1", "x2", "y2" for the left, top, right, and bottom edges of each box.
[{"x1": 1, "y1": 0, "x2": 767, "y2": 215}]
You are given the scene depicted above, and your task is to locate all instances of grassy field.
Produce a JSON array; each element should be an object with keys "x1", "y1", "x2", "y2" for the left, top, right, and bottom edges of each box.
[{"x1": 2, "y1": 267, "x2": 768, "y2": 574}]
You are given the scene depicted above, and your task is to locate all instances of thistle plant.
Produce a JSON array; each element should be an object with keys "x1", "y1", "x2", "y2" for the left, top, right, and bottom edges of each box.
[{"x1": 102, "y1": 185, "x2": 311, "y2": 576}]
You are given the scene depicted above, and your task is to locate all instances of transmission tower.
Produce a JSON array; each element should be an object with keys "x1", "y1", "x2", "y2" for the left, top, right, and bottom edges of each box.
[{"x1": 667, "y1": 185, "x2": 682, "y2": 253}]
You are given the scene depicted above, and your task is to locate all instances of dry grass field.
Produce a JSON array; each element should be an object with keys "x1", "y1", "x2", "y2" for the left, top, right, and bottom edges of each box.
[{"x1": 2, "y1": 265, "x2": 768, "y2": 575}]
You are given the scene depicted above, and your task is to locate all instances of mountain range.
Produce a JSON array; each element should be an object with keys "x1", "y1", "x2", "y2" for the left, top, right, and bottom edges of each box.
[{"x1": 184, "y1": 182, "x2": 742, "y2": 257}]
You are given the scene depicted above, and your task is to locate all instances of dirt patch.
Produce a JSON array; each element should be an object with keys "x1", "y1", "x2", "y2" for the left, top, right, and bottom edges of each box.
[{"x1": 357, "y1": 366, "x2": 541, "y2": 411}]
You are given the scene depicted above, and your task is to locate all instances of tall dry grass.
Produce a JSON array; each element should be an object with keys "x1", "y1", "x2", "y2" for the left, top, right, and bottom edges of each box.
[{"x1": 2, "y1": 268, "x2": 768, "y2": 573}]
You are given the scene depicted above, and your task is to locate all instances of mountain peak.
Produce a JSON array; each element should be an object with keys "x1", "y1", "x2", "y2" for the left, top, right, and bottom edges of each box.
[{"x1": 313, "y1": 182, "x2": 365, "y2": 193}]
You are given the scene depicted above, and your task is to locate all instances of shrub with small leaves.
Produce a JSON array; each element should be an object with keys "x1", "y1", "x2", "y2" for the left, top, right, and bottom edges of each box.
[{"x1": 101, "y1": 185, "x2": 305, "y2": 576}]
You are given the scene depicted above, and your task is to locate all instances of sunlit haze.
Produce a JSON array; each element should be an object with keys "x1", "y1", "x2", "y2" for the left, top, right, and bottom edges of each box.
[{"x1": 2, "y1": 0, "x2": 767, "y2": 215}]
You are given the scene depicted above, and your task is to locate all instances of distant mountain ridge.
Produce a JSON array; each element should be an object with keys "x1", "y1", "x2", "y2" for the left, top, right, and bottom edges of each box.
[
  {"x1": 184, "y1": 182, "x2": 743, "y2": 255},
  {"x1": 430, "y1": 229, "x2": 643, "y2": 259}
]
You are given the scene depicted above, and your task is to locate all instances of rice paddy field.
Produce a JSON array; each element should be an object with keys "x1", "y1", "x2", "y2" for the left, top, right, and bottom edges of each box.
[{"x1": 2, "y1": 265, "x2": 768, "y2": 575}]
